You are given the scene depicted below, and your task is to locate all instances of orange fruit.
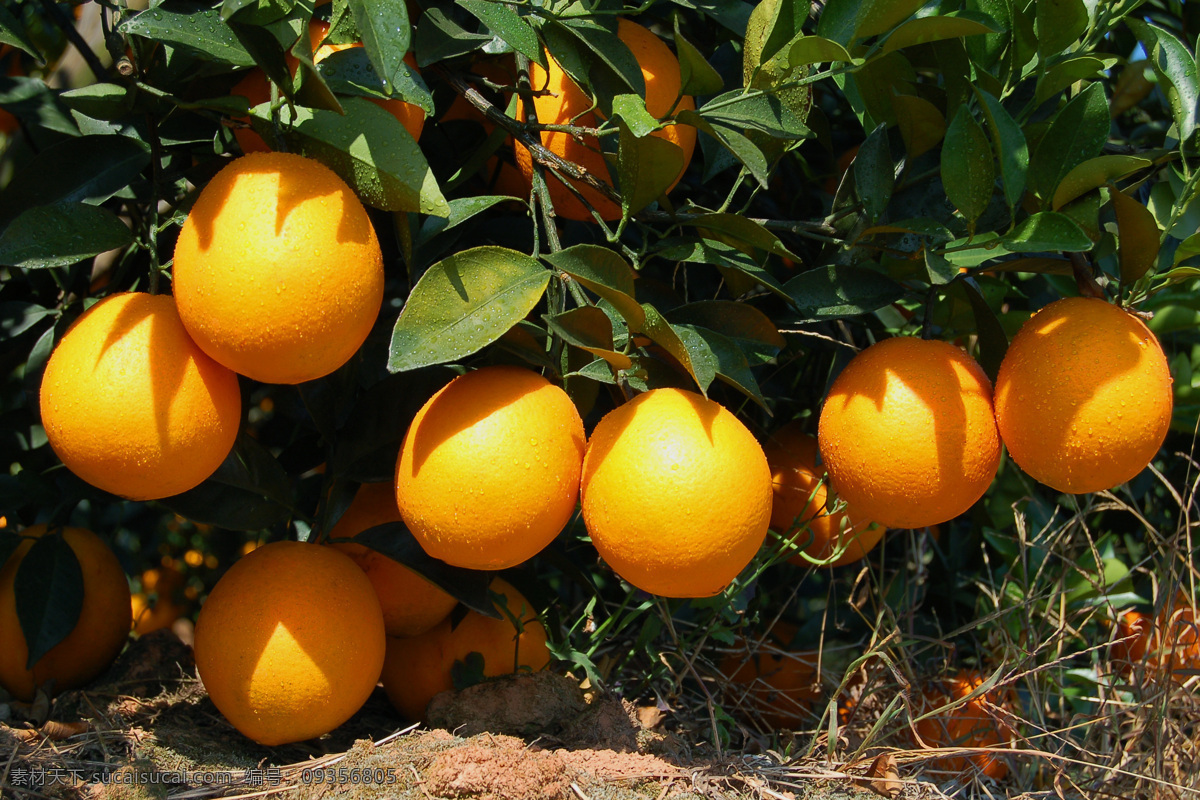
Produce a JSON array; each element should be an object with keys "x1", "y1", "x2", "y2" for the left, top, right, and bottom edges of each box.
[
  {"x1": 817, "y1": 337, "x2": 1001, "y2": 529},
  {"x1": 993, "y1": 297, "x2": 1173, "y2": 494},
  {"x1": 580, "y1": 388, "x2": 773, "y2": 598},
  {"x1": 232, "y1": 21, "x2": 424, "y2": 153},
  {"x1": 764, "y1": 422, "x2": 884, "y2": 567},
  {"x1": 0, "y1": 526, "x2": 132, "y2": 701},
  {"x1": 173, "y1": 151, "x2": 384, "y2": 384},
  {"x1": 913, "y1": 671, "x2": 1015, "y2": 780},
  {"x1": 131, "y1": 564, "x2": 188, "y2": 636},
  {"x1": 513, "y1": 19, "x2": 697, "y2": 221},
  {"x1": 719, "y1": 621, "x2": 823, "y2": 728},
  {"x1": 327, "y1": 482, "x2": 458, "y2": 636},
  {"x1": 193, "y1": 540, "x2": 385, "y2": 745},
  {"x1": 380, "y1": 578, "x2": 550, "y2": 720},
  {"x1": 395, "y1": 366, "x2": 586, "y2": 570},
  {"x1": 1111, "y1": 602, "x2": 1200, "y2": 679},
  {"x1": 39, "y1": 292, "x2": 241, "y2": 500}
]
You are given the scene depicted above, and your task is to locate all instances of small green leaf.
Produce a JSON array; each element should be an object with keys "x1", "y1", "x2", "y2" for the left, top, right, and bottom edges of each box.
[
  {"x1": 1172, "y1": 232, "x2": 1200, "y2": 267},
  {"x1": 1110, "y1": 187, "x2": 1160, "y2": 285},
  {"x1": 348, "y1": 0, "x2": 411, "y2": 91},
  {"x1": 1051, "y1": 155, "x2": 1151, "y2": 210},
  {"x1": 974, "y1": 88, "x2": 1028, "y2": 210},
  {"x1": 1034, "y1": 0, "x2": 1088, "y2": 57},
  {"x1": 1000, "y1": 212, "x2": 1092, "y2": 252},
  {"x1": 675, "y1": 324, "x2": 768, "y2": 410},
  {"x1": 784, "y1": 265, "x2": 906, "y2": 319},
  {"x1": 550, "y1": 18, "x2": 644, "y2": 114},
  {"x1": 941, "y1": 106, "x2": 994, "y2": 229},
  {"x1": 1036, "y1": 56, "x2": 1112, "y2": 104},
  {"x1": 316, "y1": 47, "x2": 434, "y2": 115},
  {"x1": 674, "y1": 23, "x2": 724, "y2": 96},
  {"x1": 817, "y1": 0, "x2": 928, "y2": 45},
  {"x1": 680, "y1": 214, "x2": 798, "y2": 259},
  {"x1": 666, "y1": 300, "x2": 785, "y2": 365},
  {"x1": 641, "y1": 304, "x2": 713, "y2": 393},
  {"x1": 545, "y1": 307, "x2": 632, "y2": 370},
  {"x1": 0, "y1": 204, "x2": 133, "y2": 270},
  {"x1": 15, "y1": 532, "x2": 84, "y2": 669},
  {"x1": 1028, "y1": 82, "x2": 1109, "y2": 202},
  {"x1": 268, "y1": 97, "x2": 449, "y2": 215},
  {"x1": 615, "y1": 119, "x2": 685, "y2": 217},
  {"x1": 879, "y1": 12, "x2": 999, "y2": 55},
  {"x1": 458, "y1": 0, "x2": 543, "y2": 67},
  {"x1": 611, "y1": 94, "x2": 660, "y2": 138},
  {"x1": 892, "y1": 92, "x2": 945, "y2": 160},
  {"x1": 787, "y1": 35, "x2": 854, "y2": 66},
  {"x1": 58, "y1": 84, "x2": 134, "y2": 121},
  {"x1": 1126, "y1": 19, "x2": 1200, "y2": 145},
  {"x1": 413, "y1": 7, "x2": 492, "y2": 67},
  {"x1": 654, "y1": 237, "x2": 791, "y2": 300},
  {"x1": 416, "y1": 196, "x2": 515, "y2": 250},
  {"x1": 854, "y1": 123, "x2": 894, "y2": 222},
  {"x1": 543, "y1": 245, "x2": 644, "y2": 332},
  {"x1": 696, "y1": 92, "x2": 811, "y2": 138},
  {"x1": 119, "y1": 6, "x2": 254, "y2": 66},
  {"x1": 389, "y1": 246, "x2": 550, "y2": 372},
  {"x1": 0, "y1": 4, "x2": 41, "y2": 59},
  {"x1": 743, "y1": 0, "x2": 808, "y2": 71}
]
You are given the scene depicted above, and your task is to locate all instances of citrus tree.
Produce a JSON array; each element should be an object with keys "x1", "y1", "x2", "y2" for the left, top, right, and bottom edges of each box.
[{"x1": 1, "y1": 0, "x2": 1199, "y2": 792}]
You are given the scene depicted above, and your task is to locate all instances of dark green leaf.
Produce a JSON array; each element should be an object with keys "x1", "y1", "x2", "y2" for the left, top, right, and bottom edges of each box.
[
  {"x1": 674, "y1": 24, "x2": 724, "y2": 96},
  {"x1": 653, "y1": 237, "x2": 791, "y2": 300},
  {"x1": 348, "y1": 0, "x2": 411, "y2": 92},
  {"x1": 549, "y1": 19, "x2": 644, "y2": 114},
  {"x1": 316, "y1": 47, "x2": 434, "y2": 115},
  {"x1": 413, "y1": 7, "x2": 492, "y2": 67},
  {"x1": 1028, "y1": 82, "x2": 1109, "y2": 202},
  {"x1": 15, "y1": 532, "x2": 84, "y2": 669},
  {"x1": 743, "y1": 0, "x2": 808, "y2": 69},
  {"x1": 817, "y1": 0, "x2": 928, "y2": 45},
  {"x1": 1111, "y1": 187, "x2": 1160, "y2": 284},
  {"x1": 680, "y1": 213, "x2": 798, "y2": 259},
  {"x1": 0, "y1": 76, "x2": 77, "y2": 137},
  {"x1": 893, "y1": 93, "x2": 945, "y2": 160},
  {"x1": 1000, "y1": 211, "x2": 1092, "y2": 252},
  {"x1": 119, "y1": 5, "x2": 254, "y2": 66},
  {"x1": 268, "y1": 97, "x2": 448, "y2": 215},
  {"x1": 416, "y1": 196, "x2": 515, "y2": 250},
  {"x1": 1036, "y1": 55, "x2": 1112, "y2": 105},
  {"x1": 974, "y1": 87, "x2": 1028, "y2": 210},
  {"x1": 941, "y1": 105, "x2": 994, "y2": 229},
  {"x1": 698, "y1": 91, "x2": 811, "y2": 138},
  {"x1": 787, "y1": 35, "x2": 854, "y2": 66},
  {"x1": 615, "y1": 119, "x2": 685, "y2": 217},
  {"x1": 0, "y1": 136, "x2": 150, "y2": 228},
  {"x1": 879, "y1": 12, "x2": 1000, "y2": 55},
  {"x1": 960, "y1": 276, "x2": 1008, "y2": 382},
  {"x1": 675, "y1": 324, "x2": 767, "y2": 410},
  {"x1": 58, "y1": 85, "x2": 134, "y2": 121},
  {"x1": 457, "y1": 0, "x2": 543, "y2": 67},
  {"x1": 389, "y1": 246, "x2": 550, "y2": 372},
  {"x1": 1051, "y1": 155, "x2": 1151, "y2": 210},
  {"x1": 0, "y1": 4, "x2": 41, "y2": 59},
  {"x1": 642, "y1": 304, "x2": 714, "y2": 393},
  {"x1": 925, "y1": 249, "x2": 959, "y2": 285},
  {"x1": 0, "y1": 302, "x2": 52, "y2": 338},
  {"x1": 665, "y1": 300, "x2": 785, "y2": 365},
  {"x1": 544, "y1": 245, "x2": 644, "y2": 332},
  {"x1": 1126, "y1": 19, "x2": 1199, "y2": 144},
  {"x1": 0, "y1": 204, "x2": 133, "y2": 270},
  {"x1": 854, "y1": 123, "x2": 894, "y2": 222},
  {"x1": 784, "y1": 265, "x2": 906, "y2": 319},
  {"x1": 1035, "y1": 0, "x2": 1088, "y2": 56},
  {"x1": 545, "y1": 307, "x2": 632, "y2": 370},
  {"x1": 160, "y1": 434, "x2": 294, "y2": 531}
]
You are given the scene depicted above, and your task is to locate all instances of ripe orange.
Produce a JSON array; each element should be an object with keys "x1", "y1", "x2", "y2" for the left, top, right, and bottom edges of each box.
[
  {"x1": 131, "y1": 564, "x2": 188, "y2": 636},
  {"x1": 39, "y1": 292, "x2": 241, "y2": 500},
  {"x1": 817, "y1": 337, "x2": 1001, "y2": 529},
  {"x1": 395, "y1": 366, "x2": 586, "y2": 570},
  {"x1": 380, "y1": 578, "x2": 550, "y2": 720},
  {"x1": 513, "y1": 19, "x2": 697, "y2": 221},
  {"x1": 193, "y1": 540, "x2": 385, "y2": 745},
  {"x1": 0, "y1": 526, "x2": 132, "y2": 701},
  {"x1": 993, "y1": 297, "x2": 1173, "y2": 494},
  {"x1": 764, "y1": 421, "x2": 884, "y2": 567},
  {"x1": 580, "y1": 388, "x2": 773, "y2": 598},
  {"x1": 719, "y1": 621, "x2": 823, "y2": 728},
  {"x1": 912, "y1": 671, "x2": 1015, "y2": 780},
  {"x1": 327, "y1": 482, "x2": 458, "y2": 636},
  {"x1": 230, "y1": 21, "x2": 424, "y2": 153},
  {"x1": 1111, "y1": 602, "x2": 1200, "y2": 679},
  {"x1": 173, "y1": 151, "x2": 384, "y2": 385}
]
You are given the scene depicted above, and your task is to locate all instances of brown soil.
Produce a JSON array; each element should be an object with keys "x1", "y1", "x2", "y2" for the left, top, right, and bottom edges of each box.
[{"x1": 0, "y1": 628, "x2": 889, "y2": 800}]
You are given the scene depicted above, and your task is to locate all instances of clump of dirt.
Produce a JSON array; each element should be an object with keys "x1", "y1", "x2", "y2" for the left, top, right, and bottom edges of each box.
[
  {"x1": 427, "y1": 671, "x2": 586, "y2": 738},
  {"x1": 426, "y1": 735, "x2": 572, "y2": 800}
]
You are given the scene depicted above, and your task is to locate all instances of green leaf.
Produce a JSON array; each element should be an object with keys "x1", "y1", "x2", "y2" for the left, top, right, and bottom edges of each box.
[
  {"x1": 1172, "y1": 232, "x2": 1200, "y2": 267},
  {"x1": 681, "y1": 112, "x2": 773, "y2": 185},
  {"x1": 316, "y1": 47, "x2": 434, "y2": 115},
  {"x1": 974, "y1": 87, "x2": 1028, "y2": 210},
  {"x1": 1036, "y1": 55, "x2": 1112, "y2": 105},
  {"x1": 1051, "y1": 155, "x2": 1151, "y2": 210},
  {"x1": 959, "y1": 276, "x2": 1008, "y2": 382},
  {"x1": 550, "y1": 18, "x2": 644, "y2": 114},
  {"x1": 416, "y1": 196, "x2": 515, "y2": 249},
  {"x1": 787, "y1": 35, "x2": 854, "y2": 66},
  {"x1": 892, "y1": 92, "x2": 945, "y2": 160},
  {"x1": 0, "y1": 4, "x2": 41, "y2": 59},
  {"x1": 457, "y1": 0, "x2": 543, "y2": 67},
  {"x1": 348, "y1": 0, "x2": 411, "y2": 91},
  {"x1": 680, "y1": 213, "x2": 798, "y2": 259},
  {"x1": 119, "y1": 6, "x2": 254, "y2": 66},
  {"x1": 1126, "y1": 19, "x2": 1200, "y2": 144},
  {"x1": 267, "y1": 97, "x2": 448, "y2": 215},
  {"x1": 879, "y1": 12, "x2": 999, "y2": 55},
  {"x1": 543, "y1": 245, "x2": 645, "y2": 332},
  {"x1": 675, "y1": 324, "x2": 768, "y2": 410},
  {"x1": 744, "y1": 0, "x2": 808, "y2": 69},
  {"x1": 1110, "y1": 187, "x2": 1160, "y2": 285},
  {"x1": 854, "y1": 123, "x2": 894, "y2": 222},
  {"x1": 1000, "y1": 211, "x2": 1091, "y2": 252},
  {"x1": 665, "y1": 300, "x2": 785, "y2": 364},
  {"x1": 641, "y1": 304, "x2": 714, "y2": 393},
  {"x1": 413, "y1": 7, "x2": 492, "y2": 67},
  {"x1": 674, "y1": 23, "x2": 724, "y2": 95},
  {"x1": 941, "y1": 105, "x2": 994, "y2": 229},
  {"x1": 1035, "y1": 0, "x2": 1088, "y2": 57},
  {"x1": 15, "y1": 532, "x2": 84, "y2": 669},
  {"x1": 160, "y1": 433, "x2": 295, "y2": 531},
  {"x1": 1028, "y1": 82, "x2": 1109, "y2": 202},
  {"x1": 611, "y1": 94, "x2": 661, "y2": 138},
  {"x1": 696, "y1": 92, "x2": 811, "y2": 138},
  {"x1": 389, "y1": 246, "x2": 550, "y2": 372},
  {"x1": 0, "y1": 204, "x2": 133, "y2": 270},
  {"x1": 817, "y1": 0, "x2": 928, "y2": 45},
  {"x1": 653, "y1": 237, "x2": 791, "y2": 300},
  {"x1": 58, "y1": 85, "x2": 134, "y2": 121},
  {"x1": 0, "y1": 302, "x2": 52, "y2": 338},
  {"x1": 784, "y1": 265, "x2": 906, "y2": 319},
  {"x1": 352, "y1": 521, "x2": 496, "y2": 617},
  {"x1": 0, "y1": 135, "x2": 150, "y2": 228},
  {"x1": 545, "y1": 307, "x2": 632, "y2": 370},
  {"x1": 615, "y1": 119, "x2": 685, "y2": 217}
]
